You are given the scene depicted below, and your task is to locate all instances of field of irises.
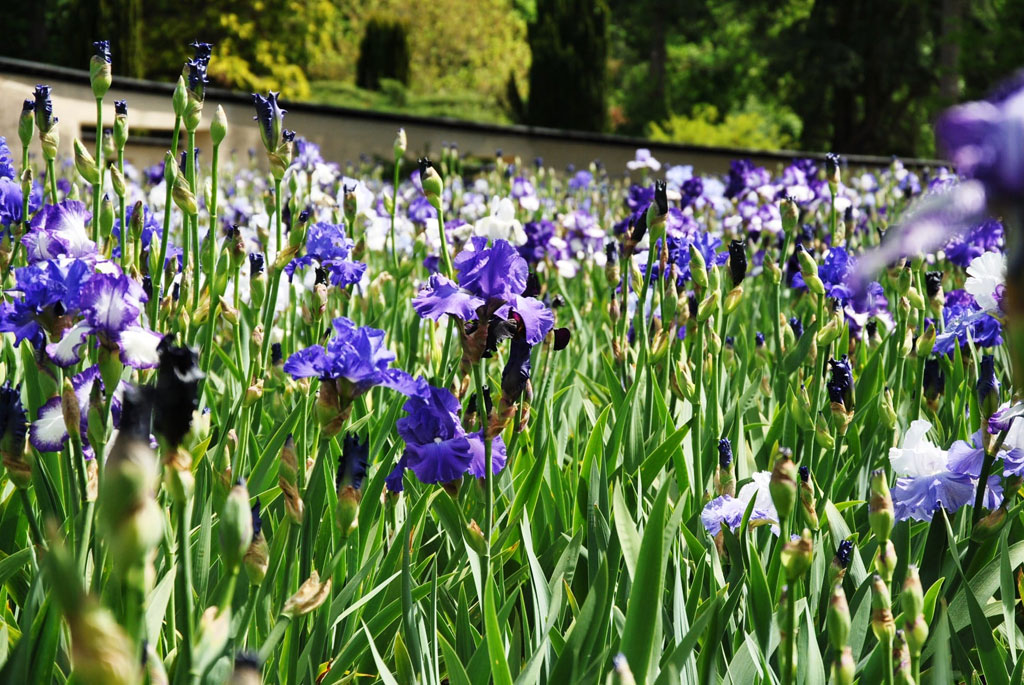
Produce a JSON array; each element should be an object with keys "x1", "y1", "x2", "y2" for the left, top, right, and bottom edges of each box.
[{"x1": 0, "y1": 39, "x2": 1022, "y2": 685}]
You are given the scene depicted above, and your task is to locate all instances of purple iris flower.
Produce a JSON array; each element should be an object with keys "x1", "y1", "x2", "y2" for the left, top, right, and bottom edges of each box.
[
  {"x1": 519, "y1": 219, "x2": 556, "y2": 263},
  {"x1": 725, "y1": 159, "x2": 770, "y2": 199},
  {"x1": 29, "y1": 365, "x2": 107, "y2": 452},
  {"x1": 935, "y1": 72, "x2": 1024, "y2": 198},
  {"x1": 891, "y1": 471, "x2": 989, "y2": 522},
  {"x1": 943, "y1": 219, "x2": 1003, "y2": 268},
  {"x1": 412, "y1": 238, "x2": 554, "y2": 345},
  {"x1": 387, "y1": 384, "x2": 507, "y2": 489},
  {"x1": 43, "y1": 266, "x2": 162, "y2": 369},
  {"x1": 0, "y1": 137, "x2": 14, "y2": 180},
  {"x1": 568, "y1": 170, "x2": 593, "y2": 191},
  {"x1": 283, "y1": 316, "x2": 426, "y2": 398},
  {"x1": 818, "y1": 246, "x2": 856, "y2": 301},
  {"x1": 23, "y1": 200, "x2": 97, "y2": 262},
  {"x1": 0, "y1": 257, "x2": 92, "y2": 347},
  {"x1": 285, "y1": 221, "x2": 366, "y2": 287},
  {"x1": 701, "y1": 495, "x2": 761, "y2": 536},
  {"x1": 407, "y1": 196, "x2": 436, "y2": 224},
  {"x1": 933, "y1": 289, "x2": 1003, "y2": 355}
]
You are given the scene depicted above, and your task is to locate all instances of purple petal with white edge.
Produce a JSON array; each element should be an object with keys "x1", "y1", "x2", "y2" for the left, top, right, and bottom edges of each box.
[
  {"x1": 283, "y1": 345, "x2": 329, "y2": 379},
  {"x1": 46, "y1": 320, "x2": 94, "y2": 367},
  {"x1": 80, "y1": 273, "x2": 140, "y2": 335},
  {"x1": 29, "y1": 396, "x2": 68, "y2": 451},
  {"x1": 467, "y1": 431, "x2": 507, "y2": 478},
  {"x1": 412, "y1": 274, "x2": 485, "y2": 322},
  {"x1": 118, "y1": 326, "x2": 163, "y2": 368},
  {"x1": 1003, "y1": 446, "x2": 1024, "y2": 476},
  {"x1": 72, "y1": 366, "x2": 101, "y2": 434}
]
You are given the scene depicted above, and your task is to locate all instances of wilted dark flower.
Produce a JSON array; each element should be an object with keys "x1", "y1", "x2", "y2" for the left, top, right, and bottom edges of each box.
[
  {"x1": 248, "y1": 252, "x2": 264, "y2": 276},
  {"x1": 250, "y1": 498, "x2": 263, "y2": 540},
  {"x1": 978, "y1": 354, "x2": 999, "y2": 416},
  {"x1": 799, "y1": 465, "x2": 810, "y2": 483},
  {"x1": 925, "y1": 271, "x2": 943, "y2": 298},
  {"x1": 501, "y1": 335, "x2": 531, "y2": 401},
  {"x1": 835, "y1": 539, "x2": 854, "y2": 568},
  {"x1": 755, "y1": 331, "x2": 765, "y2": 347},
  {"x1": 114, "y1": 99, "x2": 127, "y2": 116},
  {"x1": 271, "y1": 342, "x2": 283, "y2": 365},
  {"x1": 728, "y1": 239, "x2": 747, "y2": 285},
  {"x1": 337, "y1": 434, "x2": 369, "y2": 490},
  {"x1": 923, "y1": 359, "x2": 945, "y2": 402},
  {"x1": 827, "y1": 356, "x2": 854, "y2": 408},
  {"x1": 150, "y1": 336, "x2": 203, "y2": 447}
]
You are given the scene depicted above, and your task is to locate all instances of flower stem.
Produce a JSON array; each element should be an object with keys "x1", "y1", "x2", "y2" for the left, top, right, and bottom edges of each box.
[
  {"x1": 93, "y1": 97, "x2": 103, "y2": 243},
  {"x1": 46, "y1": 159, "x2": 58, "y2": 205},
  {"x1": 472, "y1": 361, "x2": 494, "y2": 579},
  {"x1": 175, "y1": 501, "x2": 195, "y2": 678},
  {"x1": 781, "y1": 583, "x2": 797, "y2": 685},
  {"x1": 152, "y1": 115, "x2": 181, "y2": 319}
]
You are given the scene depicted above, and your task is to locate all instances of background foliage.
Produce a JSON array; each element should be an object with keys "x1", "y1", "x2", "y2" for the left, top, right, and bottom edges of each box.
[{"x1": 6, "y1": 0, "x2": 1024, "y2": 154}]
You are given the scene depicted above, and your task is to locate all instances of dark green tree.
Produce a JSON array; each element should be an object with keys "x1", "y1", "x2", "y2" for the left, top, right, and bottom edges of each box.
[
  {"x1": 355, "y1": 17, "x2": 411, "y2": 91},
  {"x1": 526, "y1": 0, "x2": 609, "y2": 131}
]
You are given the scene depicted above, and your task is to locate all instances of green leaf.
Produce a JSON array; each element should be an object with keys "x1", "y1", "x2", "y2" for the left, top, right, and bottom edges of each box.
[
  {"x1": 484, "y1": 574, "x2": 514, "y2": 685},
  {"x1": 619, "y1": 487, "x2": 670, "y2": 684}
]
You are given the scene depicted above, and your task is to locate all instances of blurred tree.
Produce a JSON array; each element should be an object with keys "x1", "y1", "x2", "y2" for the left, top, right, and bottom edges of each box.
[
  {"x1": 355, "y1": 17, "x2": 411, "y2": 90},
  {"x1": 526, "y1": 0, "x2": 609, "y2": 131}
]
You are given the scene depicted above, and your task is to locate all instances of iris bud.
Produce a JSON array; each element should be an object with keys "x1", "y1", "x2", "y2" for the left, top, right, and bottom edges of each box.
[
  {"x1": 916, "y1": 323, "x2": 936, "y2": 358},
  {"x1": 394, "y1": 128, "x2": 407, "y2": 158},
  {"x1": 18, "y1": 100, "x2": 35, "y2": 150},
  {"x1": 828, "y1": 582, "x2": 851, "y2": 650},
  {"x1": 279, "y1": 435, "x2": 304, "y2": 524},
  {"x1": 219, "y1": 480, "x2": 253, "y2": 572},
  {"x1": 61, "y1": 378, "x2": 80, "y2": 441},
  {"x1": 211, "y1": 105, "x2": 228, "y2": 146},
  {"x1": 689, "y1": 244, "x2": 708, "y2": 289},
  {"x1": 978, "y1": 354, "x2": 1000, "y2": 419},
  {"x1": 418, "y1": 158, "x2": 443, "y2": 201},
  {"x1": 901, "y1": 567, "x2": 928, "y2": 653},
  {"x1": 869, "y1": 468, "x2": 894, "y2": 541},
  {"x1": 73, "y1": 138, "x2": 99, "y2": 184},
  {"x1": 880, "y1": 386, "x2": 897, "y2": 430},
  {"x1": 172, "y1": 173, "x2": 197, "y2": 215},
  {"x1": 770, "y1": 451, "x2": 798, "y2": 521},
  {"x1": 89, "y1": 41, "x2": 112, "y2": 98},
  {"x1": 108, "y1": 165, "x2": 124, "y2": 199},
  {"x1": 781, "y1": 528, "x2": 813, "y2": 581},
  {"x1": 797, "y1": 247, "x2": 825, "y2": 296},
  {"x1": 113, "y1": 100, "x2": 128, "y2": 149},
  {"x1": 173, "y1": 76, "x2": 188, "y2": 117},
  {"x1": 464, "y1": 519, "x2": 487, "y2": 556},
  {"x1": 870, "y1": 574, "x2": 896, "y2": 643},
  {"x1": 780, "y1": 196, "x2": 799, "y2": 233}
]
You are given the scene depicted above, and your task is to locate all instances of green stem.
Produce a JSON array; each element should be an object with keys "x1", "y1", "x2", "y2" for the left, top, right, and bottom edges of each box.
[
  {"x1": 152, "y1": 115, "x2": 181, "y2": 318},
  {"x1": 18, "y1": 488, "x2": 44, "y2": 552},
  {"x1": 94, "y1": 97, "x2": 103, "y2": 242},
  {"x1": 258, "y1": 616, "x2": 292, "y2": 664},
  {"x1": 431, "y1": 198, "x2": 453, "y2": 279},
  {"x1": 782, "y1": 583, "x2": 797, "y2": 685},
  {"x1": 176, "y1": 501, "x2": 195, "y2": 678},
  {"x1": 187, "y1": 131, "x2": 200, "y2": 312},
  {"x1": 691, "y1": 317, "x2": 704, "y2": 496},
  {"x1": 201, "y1": 142, "x2": 221, "y2": 378},
  {"x1": 390, "y1": 159, "x2": 400, "y2": 273},
  {"x1": 472, "y1": 362, "x2": 494, "y2": 580},
  {"x1": 46, "y1": 159, "x2": 58, "y2": 204}
]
